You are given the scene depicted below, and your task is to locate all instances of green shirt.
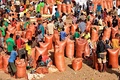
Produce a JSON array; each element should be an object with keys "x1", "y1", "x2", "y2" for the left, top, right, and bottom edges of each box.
[
  {"x1": 40, "y1": 2, "x2": 45, "y2": 7},
  {"x1": 36, "y1": 3, "x2": 41, "y2": 13},
  {"x1": 4, "y1": 21, "x2": 9, "y2": 27},
  {"x1": 6, "y1": 38, "x2": 15, "y2": 52},
  {"x1": 0, "y1": 27, "x2": 5, "y2": 37},
  {"x1": 74, "y1": 32, "x2": 80, "y2": 39}
]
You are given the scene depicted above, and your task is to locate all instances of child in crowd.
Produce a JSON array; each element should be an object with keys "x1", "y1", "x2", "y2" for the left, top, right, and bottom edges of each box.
[
  {"x1": 8, "y1": 46, "x2": 18, "y2": 77},
  {"x1": 60, "y1": 28, "x2": 67, "y2": 41}
]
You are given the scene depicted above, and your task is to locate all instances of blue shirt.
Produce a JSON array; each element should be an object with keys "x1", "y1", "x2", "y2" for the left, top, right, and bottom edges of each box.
[
  {"x1": 60, "y1": 31, "x2": 66, "y2": 40},
  {"x1": 79, "y1": 21, "x2": 86, "y2": 33},
  {"x1": 97, "y1": 5, "x2": 101, "y2": 11},
  {"x1": 38, "y1": 24, "x2": 45, "y2": 37},
  {"x1": 8, "y1": 50, "x2": 18, "y2": 63}
]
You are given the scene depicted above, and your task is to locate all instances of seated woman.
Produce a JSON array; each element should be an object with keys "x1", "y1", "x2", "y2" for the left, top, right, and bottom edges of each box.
[{"x1": 36, "y1": 55, "x2": 52, "y2": 68}]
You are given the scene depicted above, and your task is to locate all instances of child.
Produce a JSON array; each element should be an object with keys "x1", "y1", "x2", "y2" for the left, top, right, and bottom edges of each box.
[
  {"x1": 74, "y1": 28, "x2": 80, "y2": 39},
  {"x1": 8, "y1": 46, "x2": 18, "y2": 77},
  {"x1": 36, "y1": 55, "x2": 52, "y2": 68},
  {"x1": 60, "y1": 28, "x2": 67, "y2": 41}
]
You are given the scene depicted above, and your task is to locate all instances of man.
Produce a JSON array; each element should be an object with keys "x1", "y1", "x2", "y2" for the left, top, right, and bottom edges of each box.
[
  {"x1": 60, "y1": 28, "x2": 66, "y2": 41},
  {"x1": 47, "y1": 20, "x2": 55, "y2": 35},
  {"x1": 112, "y1": 15, "x2": 118, "y2": 28},
  {"x1": 78, "y1": 19, "x2": 86, "y2": 33},
  {"x1": 8, "y1": 45, "x2": 18, "y2": 77},
  {"x1": 6, "y1": 34, "x2": 15, "y2": 55},
  {"x1": 38, "y1": 21, "x2": 44, "y2": 37},
  {"x1": 96, "y1": 35, "x2": 107, "y2": 72}
]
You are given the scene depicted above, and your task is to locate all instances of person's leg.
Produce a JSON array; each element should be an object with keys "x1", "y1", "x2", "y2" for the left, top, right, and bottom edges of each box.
[
  {"x1": 10, "y1": 62, "x2": 17, "y2": 76},
  {"x1": 103, "y1": 56, "x2": 107, "y2": 72},
  {"x1": 98, "y1": 58, "x2": 103, "y2": 72}
]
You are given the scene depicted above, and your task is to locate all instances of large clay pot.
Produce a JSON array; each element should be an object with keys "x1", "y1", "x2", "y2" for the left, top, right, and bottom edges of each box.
[
  {"x1": 76, "y1": 38, "x2": 87, "y2": 58},
  {"x1": 16, "y1": 59, "x2": 27, "y2": 78},
  {"x1": 66, "y1": 38, "x2": 74, "y2": 58},
  {"x1": 45, "y1": 35, "x2": 53, "y2": 50},
  {"x1": 62, "y1": 3, "x2": 66, "y2": 13},
  {"x1": 0, "y1": 55, "x2": 3, "y2": 69},
  {"x1": 72, "y1": 58, "x2": 82, "y2": 71},
  {"x1": 66, "y1": 4, "x2": 71, "y2": 14},
  {"x1": 35, "y1": 47, "x2": 48, "y2": 61},
  {"x1": 108, "y1": 49, "x2": 119, "y2": 68},
  {"x1": 43, "y1": 5, "x2": 48, "y2": 14},
  {"x1": 91, "y1": 27, "x2": 99, "y2": 42},
  {"x1": 25, "y1": 30, "x2": 32, "y2": 40},
  {"x1": 71, "y1": 24, "x2": 78, "y2": 35},
  {"x1": 39, "y1": 42, "x2": 49, "y2": 50},
  {"x1": 2, "y1": 55, "x2": 10, "y2": 73},
  {"x1": 102, "y1": 27, "x2": 111, "y2": 40},
  {"x1": 54, "y1": 46, "x2": 66, "y2": 72},
  {"x1": 84, "y1": 42, "x2": 90, "y2": 57}
]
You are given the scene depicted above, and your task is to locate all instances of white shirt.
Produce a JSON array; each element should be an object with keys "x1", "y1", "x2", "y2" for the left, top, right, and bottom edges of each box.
[
  {"x1": 118, "y1": 9, "x2": 120, "y2": 15},
  {"x1": 52, "y1": 5, "x2": 57, "y2": 16},
  {"x1": 62, "y1": 15, "x2": 66, "y2": 22}
]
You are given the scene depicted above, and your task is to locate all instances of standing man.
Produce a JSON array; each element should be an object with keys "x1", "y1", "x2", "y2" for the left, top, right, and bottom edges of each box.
[
  {"x1": 47, "y1": 20, "x2": 55, "y2": 35},
  {"x1": 78, "y1": 19, "x2": 86, "y2": 33},
  {"x1": 6, "y1": 34, "x2": 16, "y2": 55}
]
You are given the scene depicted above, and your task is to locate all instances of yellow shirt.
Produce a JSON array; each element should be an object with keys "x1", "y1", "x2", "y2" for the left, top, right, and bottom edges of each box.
[
  {"x1": 25, "y1": 43, "x2": 31, "y2": 55},
  {"x1": 112, "y1": 39, "x2": 120, "y2": 49},
  {"x1": 84, "y1": 33, "x2": 90, "y2": 39}
]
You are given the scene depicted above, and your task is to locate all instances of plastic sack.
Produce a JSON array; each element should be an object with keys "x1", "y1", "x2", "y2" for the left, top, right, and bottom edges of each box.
[
  {"x1": 25, "y1": 30, "x2": 32, "y2": 40},
  {"x1": 102, "y1": 27, "x2": 111, "y2": 40},
  {"x1": 54, "y1": 46, "x2": 66, "y2": 72},
  {"x1": 76, "y1": 38, "x2": 86, "y2": 58},
  {"x1": 72, "y1": 58, "x2": 82, "y2": 71},
  {"x1": 62, "y1": 3, "x2": 66, "y2": 13},
  {"x1": 31, "y1": 48, "x2": 36, "y2": 68},
  {"x1": 91, "y1": 27, "x2": 99, "y2": 42},
  {"x1": 16, "y1": 59, "x2": 27, "y2": 78},
  {"x1": 66, "y1": 4, "x2": 72, "y2": 14},
  {"x1": 43, "y1": 5, "x2": 48, "y2": 14},
  {"x1": 35, "y1": 47, "x2": 48, "y2": 61},
  {"x1": 66, "y1": 38, "x2": 74, "y2": 58},
  {"x1": 39, "y1": 42, "x2": 49, "y2": 50},
  {"x1": 71, "y1": 24, "x2": 78, "y2": 35},
  {"x1": 57, "y1": 4, "x2": 62, "y2": 13},
  {"x1": 111, "y1": 26, "x2": 118, "y2": 39},
  {"x1": 45, "y1": 35, "x2": 53, "y2": 50},
  {"x1": 84, "y1": 42, "x2": 90, "y2": 57},
  {"x1": 2, "y1": 55, "x2": 10, "y2": 73},
  {"x1": 36, "y1": 67, "x2": 48, "y2": 74},
  {"x1": 0, "y1": 55, "x2": 3, "y2": 69},
  {"x1": 108, "y1": 49, "x2": 119, "y2": 68}
]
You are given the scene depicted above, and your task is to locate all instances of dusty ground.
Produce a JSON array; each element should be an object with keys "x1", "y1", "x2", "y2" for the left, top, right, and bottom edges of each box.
[{"x1": 0, "y1": 56, "x2": 120, "y2": 80}]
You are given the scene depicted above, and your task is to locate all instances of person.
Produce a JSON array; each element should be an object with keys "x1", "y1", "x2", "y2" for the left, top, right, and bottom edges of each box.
[
  {"x1": 36, "y1": 55, "x2": 52, "y2": 67},
  {"x1": 96, "y1": 3, "x2": 102, "y2": 16},
  {"x1": 8, "y1": 45, "x2": 18, "y2": 77},
  {"x1": 60, "y1": 28, "x2": 66, "y2": 41},
  {"x1": 54, "y1": 8, "x2": 60, "y2": 20},
  {"x1": 36, "y1": 30, "x2": 43, "y2": 43},
  {"x1": 0, "y1": 24, "x2": 5, "y2": 48},
  {"x1": 15, "y1": 35, "x2": 24, "y2": 49},
  {"x1": 103, "y1": 8, "x2": 107, "y2": 21},
  {"x1": 6, "y1": 34, "x2": 16, "y2": 55},
  {"x1": 73, "y1": 28, "x2": 80, "y2": 39},
  {"x1": 96, "y1": 35, "x2": 107, "y2": 72},
  {"x1": 61, "y1": 13, "x2": 66, "y2": 22},
  {"x1": 111, "y1": 6, "x2": 117, "y2": 16},
  {"x1": 112, "y1": 15, "x2": 118, "y2": 27},
  {"x1": 98, "y1": 15, "x2": 103, "y2": 26},
  {"x1": 78, "y1": 19, "x2": 86, "y2": 33},
  {"x1": 111, "y1": 33, "x2": 120, "y2": 49},
  {"x1": 47, "y1": 20, "x2": 55, "y2": 35},
  {"x1": 31, "y1": 37, "x2": 37, "y2": 48},
  {"x1": 38, "y1": 21, "x2": 44, "y2": 37}
]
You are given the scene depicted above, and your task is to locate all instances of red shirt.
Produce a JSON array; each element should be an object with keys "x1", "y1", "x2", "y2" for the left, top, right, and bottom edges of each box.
[{"x1": 16, "y1": 39, "x2": 24, "y2": 49}]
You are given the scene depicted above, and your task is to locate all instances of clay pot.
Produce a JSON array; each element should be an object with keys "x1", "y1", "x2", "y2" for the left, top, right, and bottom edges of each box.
[{"x1": 72, "y1": 58, "x2": 82, "y2": 71}]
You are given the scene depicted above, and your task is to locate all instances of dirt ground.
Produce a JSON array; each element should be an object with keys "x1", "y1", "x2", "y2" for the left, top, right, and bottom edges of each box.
[{"x1": 0, "y1": 56, "x2": 120, "y2": 80}]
